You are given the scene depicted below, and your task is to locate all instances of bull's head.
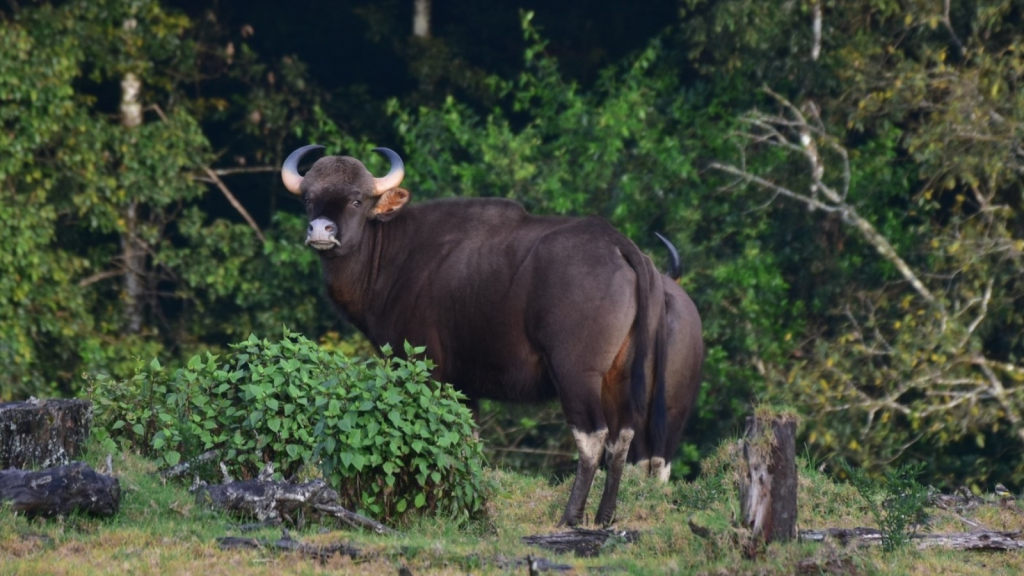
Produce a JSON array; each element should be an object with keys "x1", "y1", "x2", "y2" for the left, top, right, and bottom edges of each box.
[{"x1": 281, "y1": 145, "x2": 409, "y2": 254}]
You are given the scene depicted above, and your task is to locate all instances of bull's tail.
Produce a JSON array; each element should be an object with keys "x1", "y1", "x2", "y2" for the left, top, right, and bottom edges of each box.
[
  {"x1": 649, "y1": 309, "x2": 669, "y2": 462},
  {"x1": 620, "y1": 244, "x2": 657, "y2": 419},
  {"x1": 650, "y1": 232, "x2": 681, "y2": 464}
]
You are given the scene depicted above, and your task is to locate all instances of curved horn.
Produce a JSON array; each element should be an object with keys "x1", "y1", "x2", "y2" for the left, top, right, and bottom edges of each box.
[
  {"x1": 371, "y1": 147, "x2": 405, "y2": 196},
  {"x1": 654, "y1": 232, "x2": 682, "y2": 280},
  {"x1": 281, "y1": 144, "x2": 325, "y2": 194}
]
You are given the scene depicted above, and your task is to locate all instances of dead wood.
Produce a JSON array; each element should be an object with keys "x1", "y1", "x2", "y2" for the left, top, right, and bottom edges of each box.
[
  {"x1": 193, "y1": 463, "x2": 398, "y2": 536},
  {"x1": 216, "y1": 529, "x2": 360, "y2": 561},
  {"x1": 800, "y1": 527, "x2": 1024, "y2": 550},
  {"x1": 158, "y1": 449, "x2": 220, "y2": 479},
  {"x1": 0, "y1": 399, "x2": 92, "y2": 469},
  {"x1": 0, "y1": 462, "x2": 120, "y2": 518},
  {"x1": 312, "y1": 501, "x2": 400, "y2": 535},
  {"x1": 738, "y1": 415, "x2": 798, "y2": 544},
  {"x1": 521, "y1": 527, "x2": 640, "y2": 558}
]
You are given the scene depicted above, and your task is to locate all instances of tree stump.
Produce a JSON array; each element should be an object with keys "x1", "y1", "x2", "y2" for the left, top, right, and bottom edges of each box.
[
  {"x1": 738, "y1": 413, "x2": 798, "y2": 545},
  {"x1": 0, "y1": 462, "x2": 121, "y2": 518},
  {"x1": 0, "y1": 399, "x2": 93, "y2": 469}
]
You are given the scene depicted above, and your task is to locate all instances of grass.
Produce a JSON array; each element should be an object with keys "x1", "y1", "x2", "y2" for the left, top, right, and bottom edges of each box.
[{"x1": 2, "y1": 445, "x2": 1024, "y2": 575}]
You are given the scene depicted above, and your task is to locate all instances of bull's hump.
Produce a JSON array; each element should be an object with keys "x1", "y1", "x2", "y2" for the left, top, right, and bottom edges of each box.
[{"x1": 415, "y1": 196, "x2": 527, "y2": 217}]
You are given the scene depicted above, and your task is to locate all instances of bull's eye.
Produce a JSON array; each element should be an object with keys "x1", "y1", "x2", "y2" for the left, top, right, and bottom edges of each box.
[{"x1": 351, "y1": 199, "x2": 362, "y2": 207}]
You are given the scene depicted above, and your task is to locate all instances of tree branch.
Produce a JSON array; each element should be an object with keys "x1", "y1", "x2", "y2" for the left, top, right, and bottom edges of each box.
[
  {"x1": 201, "y1": 166, "x2": 266, "y2": 243},
  {"x1": 78, "y1": 269, "x2": 123, "y2": 288},
  {"x1": 941, "y1": 0, "x2": 966, "y2": 57},
  {"x1": 148, "y1": 104, "x2": 266, "y2": 243},
  {"x1": 712, "y1": 88, "x2": 941, "y2": 307},
  {"x1": 204, "y1": 166, "x2": 278, "y2": 177}
]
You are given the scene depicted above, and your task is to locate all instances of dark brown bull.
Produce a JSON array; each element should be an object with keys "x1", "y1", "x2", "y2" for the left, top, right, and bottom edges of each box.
[{"x1": 281, "y1": 144, "x2": 702, "y2": 526}]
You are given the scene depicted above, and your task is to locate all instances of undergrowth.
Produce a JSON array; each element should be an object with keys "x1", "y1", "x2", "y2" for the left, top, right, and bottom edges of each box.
[
  {"x1": 2, "y1": 443, "x2": 1024, "y2": 575},
  {"x1": 84, "y1": 330, "x2": 488, "y2": 524}
]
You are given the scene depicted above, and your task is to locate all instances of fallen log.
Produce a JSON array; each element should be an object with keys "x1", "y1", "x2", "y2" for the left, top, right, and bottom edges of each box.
[
  {"x1": 194, "y1": 463, "x2": 397, "y2": 536},
  {"x1": 313, "y1": 501, "x2": 400, "y2": 536},
  {"x1": 216, "y1": 529, "x2": 360, "y2": 561},
  {"x1": 0, "y1": 399, "x2": 92, "y2": 469},
  {"x1": 800, "y1": 527, "x2": 1024, "y2": 551},
  {"x1": 0, "y1": 462, "x2": 120, "y2": 518},
  {"x1": 521, "y1": 527, "x2": 640, "y2": 558}
]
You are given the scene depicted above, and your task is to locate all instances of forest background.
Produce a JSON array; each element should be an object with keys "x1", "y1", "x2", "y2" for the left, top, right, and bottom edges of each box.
[{"x1": 2, "y1": 0, "x2": 1023, "y2": 492}]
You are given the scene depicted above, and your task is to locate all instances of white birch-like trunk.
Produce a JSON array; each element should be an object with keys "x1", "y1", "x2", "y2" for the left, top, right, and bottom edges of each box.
[
  {"x1": 120, "y1": 37, "x2": 145, "y2": 334},
  {"x1": 413, "y1": 0, "x2": 431, "y2": 38}
]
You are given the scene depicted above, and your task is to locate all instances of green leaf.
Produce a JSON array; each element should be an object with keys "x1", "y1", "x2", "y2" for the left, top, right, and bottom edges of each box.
[{"x1": 164, "y1": 451, "x2": 181, "y2": 466}]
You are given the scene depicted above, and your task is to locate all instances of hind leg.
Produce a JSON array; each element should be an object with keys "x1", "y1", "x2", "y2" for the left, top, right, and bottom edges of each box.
[
  {"x1": 549, "y1": 343, "x2": 629, "y2": 527},
  {"x1": 552, "y1": 368, "x2": 608, "y2": 527},
  {"x1": 594, "y1": 427, "x2": 634, "y2": 525},
  {"x1": 560, "y1": 417, "x2": 608, "y2": 527}
]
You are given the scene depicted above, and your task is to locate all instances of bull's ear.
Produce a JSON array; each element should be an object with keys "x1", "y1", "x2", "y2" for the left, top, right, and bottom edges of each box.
[{"x1": 372, "y1": 187, "x2": 410, "y2": 221}]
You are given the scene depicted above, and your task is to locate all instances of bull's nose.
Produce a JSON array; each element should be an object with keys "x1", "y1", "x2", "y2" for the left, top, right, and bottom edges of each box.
[
  {"x1": 308, "y1": 223, "x2": 336, "y2": 234},
  {"x1": 306, "y1": 217, "x2": 341, "y2": 249}
]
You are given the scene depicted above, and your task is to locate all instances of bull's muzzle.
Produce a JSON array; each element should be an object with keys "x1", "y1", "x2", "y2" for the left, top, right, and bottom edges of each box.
[{"x1": 305, "y1": 217, "x2": 341, "y2": 250}]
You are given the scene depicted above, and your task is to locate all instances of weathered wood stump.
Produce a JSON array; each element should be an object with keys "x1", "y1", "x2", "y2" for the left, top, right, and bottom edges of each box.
[
  {"x1": 0, "y1": 399, "x2": 92, "y2": 469},
  {"x1": 738, "y1": 413, "x2": 798, "y2": 545},
  {"x1": 0, "y1": 462, "x2": 121, "y2": 518}
]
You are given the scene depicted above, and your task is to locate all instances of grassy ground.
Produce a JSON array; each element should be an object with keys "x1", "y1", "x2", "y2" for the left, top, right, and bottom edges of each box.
[{"x1": 2, "y1": 446, "x2": 1023, "y2": 575}]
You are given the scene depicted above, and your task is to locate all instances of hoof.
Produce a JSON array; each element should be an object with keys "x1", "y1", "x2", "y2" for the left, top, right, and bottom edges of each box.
[
  {"x1": 595, "y1": 505, "x2": 616, "y2": 527},
  {"x1": 557, "y1": 515, "x2": 581, "y2": 528}
]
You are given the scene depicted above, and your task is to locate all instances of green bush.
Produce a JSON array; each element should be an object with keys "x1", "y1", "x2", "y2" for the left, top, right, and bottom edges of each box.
[
  {"x1": 86, "y1": 330, "x2": 488, "y2": 524},
  {"x1": 838, "y1": 460, "x2": 930, "y2": 552}
]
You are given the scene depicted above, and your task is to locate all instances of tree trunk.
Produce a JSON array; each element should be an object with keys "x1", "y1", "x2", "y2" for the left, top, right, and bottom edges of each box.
[
  {"x1": 0, "y1": 462, "x2": 121, "y2": 518},
  {"x1": 120, "y1": 65, "x2": 145, "y2": 334},
  {"x1": 0, "y1": 399, "x2": 92, "y2": 469},
  {"x1": 738, "y1": 414, "x2": 798, "y2": 545},
  {"x1": 413, "y1": 0, "x2": 431, "y2": 38}
]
